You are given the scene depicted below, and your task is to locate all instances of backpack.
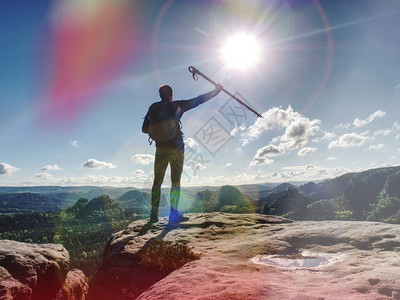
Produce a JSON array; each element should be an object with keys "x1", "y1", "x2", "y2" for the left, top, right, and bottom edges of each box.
[{"x1": 147, "y1": 101, "x2": 181, "y2": 143}]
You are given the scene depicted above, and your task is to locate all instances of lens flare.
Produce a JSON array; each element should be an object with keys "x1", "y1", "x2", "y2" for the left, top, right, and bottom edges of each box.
[{"x1": 38, "y1": 0, "x2": 142, "y2": 125}]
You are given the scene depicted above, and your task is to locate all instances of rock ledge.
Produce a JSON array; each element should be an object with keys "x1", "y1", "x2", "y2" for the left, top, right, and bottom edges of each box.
[{"x1": 90, "y1": 213, "x2": 400, "y2": 300}]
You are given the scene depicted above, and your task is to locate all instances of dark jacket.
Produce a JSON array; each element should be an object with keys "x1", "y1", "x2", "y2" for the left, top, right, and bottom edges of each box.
[{"x1": 142, "y1": 89, "x2": 220, "y2": 148}]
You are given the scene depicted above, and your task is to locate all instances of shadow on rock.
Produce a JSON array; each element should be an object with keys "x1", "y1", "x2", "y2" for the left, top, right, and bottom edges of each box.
[{"x1": 88, "y1": 223, "x2": 200, "y2": 300}]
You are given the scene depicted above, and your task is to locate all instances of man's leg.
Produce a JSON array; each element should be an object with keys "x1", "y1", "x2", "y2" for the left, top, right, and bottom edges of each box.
[
  {"x1": 151, "y1": 147, "x2": 168, "y2": 222},
  {"x1": 169, "y1": 146, "x2": 184, "y2": 219}
]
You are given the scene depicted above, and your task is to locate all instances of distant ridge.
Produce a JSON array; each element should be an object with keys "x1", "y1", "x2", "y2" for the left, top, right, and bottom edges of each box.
[
  {"x1": 0, "y1": 192, "x2": 64, "y2": 213},
  {"x1": 2, "y1": 165, "x2": 400, "y2": 223},
  {"x1": 305, "y1": 165, "x2": 400, "y2": 199}
]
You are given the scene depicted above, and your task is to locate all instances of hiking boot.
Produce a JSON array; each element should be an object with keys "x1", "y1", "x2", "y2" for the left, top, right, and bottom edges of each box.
[{"x1": 168, "y1": 212, "x2": 188, "y2": 225}]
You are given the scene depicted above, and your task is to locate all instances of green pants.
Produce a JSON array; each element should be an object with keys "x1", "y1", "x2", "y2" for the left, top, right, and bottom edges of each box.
[{"x1": 151, "y1": 146, "x2": 184, "y2": 217}]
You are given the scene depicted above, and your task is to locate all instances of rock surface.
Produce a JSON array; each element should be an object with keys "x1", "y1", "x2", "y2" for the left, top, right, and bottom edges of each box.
[
  {"x1": 90, "y1": 212, "x2": 400, "y2": 300},
  {"x1": 56, "y1": 269, "x2": 89, "y2": 300},
  {"x1": 0, "y1": 266, "x2": 32, "y2": 300},
  {"x1": 0, "y1": 240, "x2": 88, "y2": 300}
]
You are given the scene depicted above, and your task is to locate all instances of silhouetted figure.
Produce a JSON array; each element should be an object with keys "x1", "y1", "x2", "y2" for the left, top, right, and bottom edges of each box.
[{"x1": 142, "y1": 83, "x2": 223, "y2": 224}]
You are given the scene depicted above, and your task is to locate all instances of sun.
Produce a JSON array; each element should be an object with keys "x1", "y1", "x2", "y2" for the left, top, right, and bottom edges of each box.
[{"x1": 222, "y1": 33, "x2": 261, "y2": 70}]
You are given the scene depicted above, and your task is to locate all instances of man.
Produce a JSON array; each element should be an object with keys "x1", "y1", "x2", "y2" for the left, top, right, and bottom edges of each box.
[{"x1": 142, "y1": 83, "x2": 223, "y2": 224}]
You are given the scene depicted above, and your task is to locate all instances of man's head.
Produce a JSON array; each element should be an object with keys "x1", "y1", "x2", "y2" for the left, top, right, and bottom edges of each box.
[{"x1": 159, "y1": 85, "x2": 173, "y2": 101}]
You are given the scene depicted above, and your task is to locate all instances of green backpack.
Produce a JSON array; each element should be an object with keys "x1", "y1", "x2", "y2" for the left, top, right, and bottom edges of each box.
[{"x1": 147, "y1": 101, "x2": 181, "y2": 143}]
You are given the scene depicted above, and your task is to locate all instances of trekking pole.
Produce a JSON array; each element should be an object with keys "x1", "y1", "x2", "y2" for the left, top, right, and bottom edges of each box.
[{"x1": 188, "y1": 66, "x2": 263, "y2": 118}]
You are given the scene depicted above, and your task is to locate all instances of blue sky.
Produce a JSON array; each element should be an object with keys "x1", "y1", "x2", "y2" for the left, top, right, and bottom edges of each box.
[{"x1": 1, "y1": 0, "x2": 400, "y2": 187}]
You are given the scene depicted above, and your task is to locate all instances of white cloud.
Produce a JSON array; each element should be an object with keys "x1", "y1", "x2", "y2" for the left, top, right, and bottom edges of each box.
[
  {"x1": 327, "y1": 156, "x2": 336, "y2": 161},
  {"x1": 393, "y1": 121, "x2": 400, "y2": 130},
  {"x1": 279, "y1": 119, "x2": 320, "y2": 149},
  {"x1": 360, "y1": 130, "x2": 371, "y2": 136},
  {"x1": 250, "y1": 157, "x2": 273, "y2": 166},
  {"x1": 250, "y1": 150, "x2": 275, "y2": 166},
  {"x1": 371, "y1": 162, "x2": 393, "y2": 168},
  {"x1": 35, "y1": 172, "x2": 53, "y2": 180},
  {"x1": 132, "y1": 169, "x2": 149, "y2": 183},
  {"x1": 221, "y1": 163, "x2": 233, "y2": 168},
  {"x1": 230, "y1": 124, "x2": 246, "y2": 137},
  {"x1": 0, "y1": 163, "x2": 19, "y2": 175},
  {"x1": 335, "y1": 122, "x2": 351, "y2": 130},
  {"x1": 184, "y1": 163, "x2": 206, "y2": 172},
  {"x1": 353, "y1": 110, "x2": 386, "y2": 128},
  {"x1": 314, "y1": 131, "x2": 336, "y2": 143},
  {"x1": 396, "y1": 135, "x2": 400, "y2": 140},
  {"x1": 297, "y1": 147, "x2": 317, "y2": 156},
  {"x1": 131, "y1": 154, "x2": 154, "y2": 165},
  {"x1": 240, "y1": 106, "x2": 321, "y2": 148},
  {"x1": 69, "y1": 139, "x2": 80, "y2": 147},
  {"x1": 368, "y1": 144, "x2": 385, "y2": 150},
  {"x1": 322, "y1": 132, "x2": 336, "y2": 140},
  {"x1": 41, "y1": 164, "x2": 63, "y2": 171},
  {"x1": 82, "y1": 159, "x2": 116, "y2": 169},
  {"x1": 373, "y1": 129, "x2": 391, "y2": 136},
  {"x1": 184, "y1": 138, "x2": 198, "y2": 148},
  {"x1": 328, "y1": 133, "x2": 370, "y2": 149},
  {"x1": 274, "y1": 165, "x2": 351, "y2": 182},
  {"x1": 194, "y1": 164, "x2": 206, "y2": 171},
  {"x1": 257, "y1": 145, "x2": 285, "y2": 157},
  {"x1": 250, "y1": 145, "x2": 285, "y2": 166}
]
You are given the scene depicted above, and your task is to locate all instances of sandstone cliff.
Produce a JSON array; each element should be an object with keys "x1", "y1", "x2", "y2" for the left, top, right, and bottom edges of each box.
[{"x1": 89, "y1": 212, "x2": 400, "y2": 299}]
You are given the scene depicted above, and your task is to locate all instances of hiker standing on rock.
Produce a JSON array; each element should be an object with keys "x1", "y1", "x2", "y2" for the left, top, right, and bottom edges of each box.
[{"x1": 142, "y1": 83, "x2": 223, "y2": 224}]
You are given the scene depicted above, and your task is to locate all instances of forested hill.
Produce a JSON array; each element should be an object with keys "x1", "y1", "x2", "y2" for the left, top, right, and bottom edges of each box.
[
  {"x1": 263, "y1": 165, "x2": 400, "y2": 223},
  {"x1": 0, "y1": 193, "x2": 67, "y2": 213},
  {"x1": 301, "y1": 166, "x2": 400, "y2": 200},
  {"x1": 0, "y1": 188, "x2": 139, "y2": 214}
]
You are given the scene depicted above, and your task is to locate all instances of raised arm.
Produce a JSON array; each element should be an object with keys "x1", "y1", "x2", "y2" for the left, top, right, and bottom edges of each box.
[{"x1": 176, "y1": 84, "x2": 223, "y2": 115}]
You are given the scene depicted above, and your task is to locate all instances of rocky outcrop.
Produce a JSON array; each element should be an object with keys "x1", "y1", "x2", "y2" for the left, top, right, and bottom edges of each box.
[
  {"x1": 0, "y1": 240, "x2": 88, "y2": 300},
  {"x1": 88, "y1": 213, "x2": 291, "y2": 299},
  {"x1": 56, "y1": 269, "x2": 88, "y2": 300},
  {"x1": 90, "y1": 212, "x2": 400, "y2": 300},
  {"x1": 0, "y1": 266, "x2": 31, "y2": 300}
]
